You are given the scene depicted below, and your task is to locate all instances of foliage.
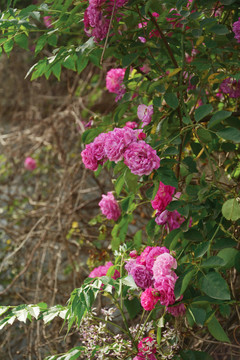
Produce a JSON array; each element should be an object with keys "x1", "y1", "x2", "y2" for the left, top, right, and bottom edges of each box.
[{"x1": 0, "y1": 0, "x2": 240, "y2": 359}]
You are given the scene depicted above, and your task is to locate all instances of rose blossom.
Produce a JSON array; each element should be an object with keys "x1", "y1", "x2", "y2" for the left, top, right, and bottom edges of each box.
[
  {"x1": 131, "y1": 264, "x2": 153, "y2": 289},
  {"x1": 137, "y1": 104, "x2": 154, "y2": 127},
  {"x1": 106, "y1": 68, "x2": 126, "y2": 101},
  {"x1": 167, "y1": 302, "x2": 186, "y2": 317},
  {"x1": 125, "y1": 121, "x2": 138, "y2": 129},
  {"x1": 136, "y1": 246, "x2": 153, "y2": 266},
  {"x1": 81, "y1": 143, "x2": 98, "y2": 171},
  {"x1": 154, "y1": 274, "x2": 176, "y2": 306},
  {"x1": 145, "y1": 246, "x2": 170, "y2": 271},
  {"x1": 89, "y1": 261, "x2": 120, "y2": 279},
  {"x1": 43, "y1": 16, "x2": 53, "y2": 28},
  {"x1": 152, "y1": 253, "x2": 177, "y2": 279},
  {"x1": 130, "y1": 250, "x2": 138, "y2": 258},
  {"x1": 124, "y1": 141, "x2": 160, "y2": 176},
  {"x1": 140, "y1": 287, "x2": 160, "y2": 311},
  {"x1": 99, "y1": 192, "x2": 121, "y2": 221},
  {"x1": 155, "y1": 209, "x2": 186, "y2": 231},
  {"x1": 151, "y1": 182, "x2": 176, "y2": 213},
  {"x1": 104, "y1": 127, "x2": 137, "y2": 162},
  {"x1": 24, "y1": 157, "x2": 36, "y2": 171},
  {"x1": 84, "y1": 0, "x2": 128, "y2": 42},
  {"x1": 81, "y1": 133, "x2": 107, "y2": 171},
  {"x1": 233, "y1": 17, "x2": 240, "y2": 43},
  {"x1": 138, "y1": 132, "x2": 146, "y2": 140},
  {"x1": 219, "y1": 77, "x2": 240, "y2": 98},
  {"x1": 125, "y1": 259, "x2": 136, "y2": 274}
]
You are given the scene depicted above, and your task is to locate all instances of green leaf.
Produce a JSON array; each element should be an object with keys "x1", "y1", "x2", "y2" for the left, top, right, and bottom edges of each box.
[
  {"x1": 157, "y1": 168, "x2": 178, "y2": 188},
  {"x1": 121, "y1": 194, "x2": 134, "y2": 212},
  {"x1": 47, "y1": 34, "x2": 58, "y2": 47},
  {"x1": 124, "y1": 297, "x2": 141, "y2": 319},
  {"x1": 201, "y1": 256, "x2": 225, "y2": 268},
  {"x1": 200, "y1": 272, "x2": 230, "y2": 300},
  {"x1": 124, "y1": 169, "x2": 138, "y2": 193},
  {"x1": 63, "y1": 56, "x2": 76, "y2": 71},
  {"x1": 52, "y1": 62, "x2": 61, "y2": 81},
  {"x1": 210, "y1": 24, "x2": 229, "y2": 35},
  {"x1": 81, "y1": 128, "x2": 102, "y2": 144},
  {"x1": 77, "y1": 56, "x2": 88, "y2": 74},
  {"x1": 174, "y1": 269, "x2": 195, "y2": 298},
  {"x1": 115, "y1": 174, "x2": 125, "y2": 196},
  {"x1": 197, "y1": 128, "x2": 212, "y2": 143},
  {"x1": 195, "y1": 104, "x2": 213, "y2": 122},
  {"x1": 188, "y1": 306, "x2": 206, "y2": 326},
  {"x1": 184, "y1": 228, "x2": 203, "y2": 242},
  {"x1": 35, "y1": 35, "x2": 47, "y2": 54},
  {"x1": 31, "y1": 60, "x2": 49, "y2": 80},
  {"x1": 217, "y1": 127, "x2": 240, "y2": 143},
  {"x1": 180, "y1": 350, "x2": 213, "y2": 360},
  {"x1": 146, "y1": 218, "x2": 156, "y2": 239},
  {"x1": 164, "y1": 93, "x2": 179, "y2": 109},
  {"x1": 207, "y1": 315, "x2": 230, "y2": 343},
  {"x1": 133, "y1": 230, "x2": 142, "y2": 249},
  {"x1": 220, "y1": 0, "x2": 236, "y2": 3},
  {"x1": 3, "y1": 38, "x2": 14, "y2": 54},
  {"x1": 15, "y1": 308, "x2": 28, "y2": 323},
  {"x1": 195, "y1": 241, "x2": 210, "y2": 258},
  {"x1": 122, "y1": 275, "x2": 138, "y2": 290},
  {"x1": 208, "y1": 111, "x2": 232, "y2": 129},
  {"x1": 0, "y1": 306, "x2": 9, "y2": 316},
  {"x1": 217, "y1": 248, "x2": 238, "y2": 269},
  {"x1": 167, "y1": 200, "x2": 189, "y2": 217},
  {"x1": 122, "y1": 53, "x2": 139, "y2": 68},
  {"x1": 222, "y1": 199, "x2": 240, "y2": 221},
  {"x1": 164, "y1": 228, "x2": 181, "y2": 248},
  {"x1": 14, "y1": 34, "x2": 28, "y2": 50}
]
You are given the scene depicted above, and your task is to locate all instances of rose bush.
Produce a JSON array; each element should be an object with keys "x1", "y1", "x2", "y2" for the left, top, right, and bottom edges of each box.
[{"x1": 0, "y1": 0, "x2": 240, "y2": 359}]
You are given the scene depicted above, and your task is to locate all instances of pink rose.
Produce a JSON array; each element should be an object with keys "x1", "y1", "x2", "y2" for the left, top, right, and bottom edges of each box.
[
  {"x1": 106, "y1": 68, "x2": 126, "y2": 101},
  {"x1": 24, "y1": 157, "x2": 36, "y2": 171},
  {"x1": 152, "y1": 253, "x2": 177, "y2": 279},
  {"x1": 151, "y1": 182, "x2": 175, "y2": 213},
  {"x1": 137, "y1": 104, "x2": 154, "y2": 127},
  {"x1": 89, "y1": 261, "x2": 120, "y2": 280},
  {"x1": 145, "y1": 247, "x2": 170, "y2": 271},
  {"x1": 105, "y1": 127, "x2": 137, "y2": 162},
  {"x1": 124, "y1": 141, "x2": 160, "y2": 176},
  {"x1": 140, "y1": 287, "x2": 160, "y2": 311},
  {"x1": 99, "y1": 191, "x2": 121, "y2": 221}
]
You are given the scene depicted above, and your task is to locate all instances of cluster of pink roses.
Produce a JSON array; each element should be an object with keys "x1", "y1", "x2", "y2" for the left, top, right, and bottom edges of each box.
[
  {"x1": 133, "y1": 337, "x2": 157, "y2": 360},
  {"x1": 89, "y1": 261, "x2": 120, "y2": 279},
  {"x1": 84, "y1": 0, "x2": 128, "y2": 41},
  {"x1": 81, "y1": 127, "x2": 160, "y2": 176},
  {"x1": 125, "y1": 247, "x2": 185, "y2": 317},
  {"x1": 151, "y1": 182, "x2": 188, "y2": 231},
  {"x1": 99, "y1": 191, "x2": 121, "y2": 221}
]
